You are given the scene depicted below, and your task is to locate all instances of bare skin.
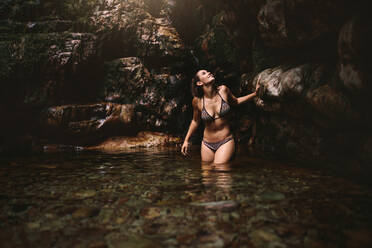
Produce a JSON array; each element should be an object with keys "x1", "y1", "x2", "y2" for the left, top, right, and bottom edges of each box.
[{"x1": 181, "y1": 70, "x2": 260, "y2": 164}]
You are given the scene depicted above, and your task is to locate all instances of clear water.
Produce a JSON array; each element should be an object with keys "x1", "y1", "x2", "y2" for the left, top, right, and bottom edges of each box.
[{"x1": 0, "y1": 148, "x2": 372, "y2": 247}]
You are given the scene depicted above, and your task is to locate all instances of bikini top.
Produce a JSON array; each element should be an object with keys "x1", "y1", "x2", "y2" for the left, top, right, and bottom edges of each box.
[{"x1": 201, "y1": 92, "x2": 231, "y2": 122}]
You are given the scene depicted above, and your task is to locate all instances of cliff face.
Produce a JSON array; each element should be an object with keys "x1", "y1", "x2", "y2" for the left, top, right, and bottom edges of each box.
[
  {"x1": 1, "y1": 0, "x2": 371, "y2": 168},
  {"x1": 211, "y1": 0, "x2": 372, "y2": 168},
  {"x1": 0, "y1": 0, "x2": 190, "y2": 152}
]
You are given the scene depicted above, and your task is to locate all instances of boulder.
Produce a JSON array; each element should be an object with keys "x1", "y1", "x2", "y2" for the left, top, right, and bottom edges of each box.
[
  {"x1": 91, "y1": 1, "x2": 185, "y2": 63},
  {"x1": 101, "y1": 57, "x2": 152, "y2": 104},
  {"x1": 251, "y1": 64, "x2": 360, "y2": 127},
  {"x1": 41, "y1": 103, "x2": 136, "y2": 144},
  {"x1": 101, "y1": 56, "x2": 189, "y2": 133},
  {"x1": 257, "y1": 0, "x2": 350, "y2": 48},
  {"x1": 0, "y1": 32, "x2": 102, "y2": 107},
  {"x1": 338, "y1": 16, "x2": 372, "y2": 94},
  {"x1": 87, "y1": 131, "x2": 181, "y2": 151}
]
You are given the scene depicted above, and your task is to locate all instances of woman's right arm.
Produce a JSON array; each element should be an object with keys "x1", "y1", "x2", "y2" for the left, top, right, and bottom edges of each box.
[{"x1": 181, "y1": 97, "x2": 201, "y2": 156}]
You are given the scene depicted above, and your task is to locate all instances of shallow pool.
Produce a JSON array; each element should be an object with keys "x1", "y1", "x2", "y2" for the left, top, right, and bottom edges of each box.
[{"x1": 0, "y1": 148, "x2": 371, "y2": 247}]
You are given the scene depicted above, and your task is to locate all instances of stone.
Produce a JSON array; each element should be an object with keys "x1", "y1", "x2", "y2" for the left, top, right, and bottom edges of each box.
[
  {"x1": 257, "y1": 0, "x2": 350, "y2": 48},
  {"x1": 87, "y1": 131, "x2": 181, "y2": 151},
  {"x1": 259, "y1": 191, "x2": 285, "y2": 201},
  {"x1": 72, "y1": 207, "x2": 100, "y2": 219},
  {"x1": 250, "y1": 229, "x2": 282, "y2": 247},
  {"x1": 191, "y1": 200, "x2": 238, "y2": 211},
  {"x1": 74, "y1": 190, "x2": 96, "y2": 199},
  {"x1": 338, "y1": 16, "x2": 372, "y2": 94},
  {"x1": 41, "y1": 103, "x2": 137, "y2": 144}
]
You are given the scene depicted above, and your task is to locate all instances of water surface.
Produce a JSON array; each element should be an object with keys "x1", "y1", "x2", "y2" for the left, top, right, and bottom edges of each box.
[{"x1": 1, "y1": 148, "x2": 372, "y2": 247}]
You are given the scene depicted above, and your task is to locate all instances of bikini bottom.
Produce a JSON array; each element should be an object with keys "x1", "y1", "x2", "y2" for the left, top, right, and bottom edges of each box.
[{"x1": 202, "y1": 136, "x2": 234, "y2": 152}]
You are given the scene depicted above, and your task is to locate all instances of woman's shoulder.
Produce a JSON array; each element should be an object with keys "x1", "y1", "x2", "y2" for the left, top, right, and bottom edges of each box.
[
  {"x1": 192, "y1": 97, "x2": 202, "y2": 108},
  {"x1": 218, "y1": 84, "x2": 230, "y2": 93}
]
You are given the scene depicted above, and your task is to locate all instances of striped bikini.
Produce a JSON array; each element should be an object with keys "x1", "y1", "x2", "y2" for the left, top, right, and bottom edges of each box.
[{"x1": 201, "y1": 92, "x2": 233, "y2": 152}]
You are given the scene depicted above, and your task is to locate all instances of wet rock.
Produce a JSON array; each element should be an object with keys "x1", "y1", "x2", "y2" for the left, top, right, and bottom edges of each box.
[
  {"x1": 305, "y1": 85, "x2": 358, "y2": 126},
  {"x1": 27, "y1": 221, "x2": 41, "y2": 230},
  {"x1": 254, "y1": 64, "x2": 326, "y2": 102},
  {"x1": 259, "y1": 191, "x2": 285, "y2": 201},
  {"x1": 199, "y1": 234, "x2": 225, "y2": 247},
  {"x1": 344, "y1": 229, "x2": 372, "y2": 248},
  {"x1": 1, "y1": 32, "x2": 101, "y2": 107},
  {"x1": 91, "y1": 0, "x2": 185, "y2": 61},
  {"x1": 109, "y1": 236, "x2": 161, "y2": 248},
  {"x1": 88, "y1": 131, "x2": 181, "y2": 151},
  {"x1": 99, "y1": 209, "x2": 114, "y2": 224},
  {"x1": 0, "y1": 20, "x2": 73, "y2": 34},
  {"x1": 338, "y1": 15, "x2": 372, "y2": 94},
  {"x1": 257, "y1": 0, "x2": 349, "y2": 48},
  {"x1": 11, "y1": 203, "x2": 30, "y2": 213},
  {"x1": 72, "y1": 207, "x2": 100, "y2": 219},
  {"x1": 250, "y1": 229, "x2": 283, "y2": 248},
  {"x1": 140, "y1": 207, "x2": 161, "y2": 219},
  {"x1": 101, "y1": 57, "x2": 151, "y2": 103},
  {"x1": 177, "y1": 233, "x2": 197, "y2": 245},
  {"x1": 74, "y1": 190, "x2": 96, "y2": 199},
  {"x1": 252, "y1": 63, "x2": 360, "y2": 126},
  {"x1": 41, "y1": 103, "x2": 136, "y2": 144},
  {"x1": 191, "y1": 200, "x2": 238, "y2": 211},
  {"x1": 101, "y1": 56, "x2": 188, "y2": 132}
]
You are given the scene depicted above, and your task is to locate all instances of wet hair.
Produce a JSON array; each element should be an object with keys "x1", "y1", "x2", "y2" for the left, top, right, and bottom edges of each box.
[{"x1": 191, "y1": 72, "x2": 203, "y2": 98}]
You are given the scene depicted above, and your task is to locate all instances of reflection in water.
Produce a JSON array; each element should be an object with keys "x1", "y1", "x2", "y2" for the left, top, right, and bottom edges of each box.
[{"x1": 201, "y1": 162, "x2": 233, "y2": 191}]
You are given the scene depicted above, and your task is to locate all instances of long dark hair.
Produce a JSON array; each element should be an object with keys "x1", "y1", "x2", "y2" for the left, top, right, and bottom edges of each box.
[
  {"x1": 190, "y1": 70, "x2": 218, "y2": 98},
  {"x1": 191, "y1": 73, "x2": 203, "y2": 98}
]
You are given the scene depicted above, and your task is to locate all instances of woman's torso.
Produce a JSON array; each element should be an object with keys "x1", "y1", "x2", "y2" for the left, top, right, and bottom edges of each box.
[{"x1": 199, "y1": 87, "x2": 233, "y2": 142}]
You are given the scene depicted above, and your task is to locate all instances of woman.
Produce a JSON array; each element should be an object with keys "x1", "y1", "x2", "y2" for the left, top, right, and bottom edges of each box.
[{"x1": 181, "y1": 69, "x2": 259, "y2": 164}]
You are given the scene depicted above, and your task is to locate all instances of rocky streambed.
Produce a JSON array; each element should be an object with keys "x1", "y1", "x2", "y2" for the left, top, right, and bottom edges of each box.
[{"x1": 1, "y1": 149, "x2": 371, "y2": 247}]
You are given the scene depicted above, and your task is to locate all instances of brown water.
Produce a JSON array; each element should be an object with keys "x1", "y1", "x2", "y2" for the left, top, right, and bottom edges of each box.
[{"x1": 0, "y1": 148, "x2": 372, "y2": 247}]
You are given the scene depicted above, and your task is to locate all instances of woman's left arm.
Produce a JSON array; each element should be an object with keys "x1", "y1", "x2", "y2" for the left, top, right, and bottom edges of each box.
[{"x1": 222, "y1": 85, "x2": 258, "y2": 106}]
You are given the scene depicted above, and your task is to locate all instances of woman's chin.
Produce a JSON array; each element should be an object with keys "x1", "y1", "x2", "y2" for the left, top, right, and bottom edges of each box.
[{"x1": 207, "y1": 79, "x2": 215, "y2": 84}]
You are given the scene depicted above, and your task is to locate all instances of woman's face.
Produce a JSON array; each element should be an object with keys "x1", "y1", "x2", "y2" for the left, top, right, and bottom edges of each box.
[{"x1": 196, "y1": 70, "x2": 215, "y2": 85}]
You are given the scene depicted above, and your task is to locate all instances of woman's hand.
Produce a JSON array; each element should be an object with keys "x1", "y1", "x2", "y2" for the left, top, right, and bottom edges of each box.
[
  {"x1": 255, "y1": 73, "x2": 262, "y2": 93},
  {"x1": 181, "y1": 141, "x2": 190, "y2": 156}
]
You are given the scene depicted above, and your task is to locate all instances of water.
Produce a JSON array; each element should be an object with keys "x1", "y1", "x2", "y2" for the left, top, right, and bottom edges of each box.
[{"x1": 0, "y1": 148, "x2": 372, "y2": 247}]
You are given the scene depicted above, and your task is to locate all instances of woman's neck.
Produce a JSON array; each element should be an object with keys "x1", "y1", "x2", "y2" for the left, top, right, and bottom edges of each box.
[{"x1": 203, "y1": 84, "x2": 217, "y2": 99}]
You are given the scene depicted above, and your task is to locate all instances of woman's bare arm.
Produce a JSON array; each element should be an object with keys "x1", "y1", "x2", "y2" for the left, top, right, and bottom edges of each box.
[
  {"x1": 181, "y1": 97, "x2": 201, "y2": 155},
  {"x1": 222, "y1": 74, "x2": 261, "y2": 105},
  {"x1": 220, "y1": 85, "x2": 257, "y2": 106}
]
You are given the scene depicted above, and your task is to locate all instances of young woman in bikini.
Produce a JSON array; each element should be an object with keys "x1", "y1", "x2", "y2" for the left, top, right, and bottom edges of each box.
[{"x1": 181, "y1": 69, "x2": 259, "y2": 164}]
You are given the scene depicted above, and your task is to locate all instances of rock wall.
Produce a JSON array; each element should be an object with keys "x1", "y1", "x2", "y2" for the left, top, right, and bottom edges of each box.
[
  {"x1": 213, "y1": 0, "x2": 372, "y2": 168},
  {"x1": 0, "y1": 0, "x2": 191, "y2": 153},
  {"x1": 1, "y1": 0, "x2": 371, "y2": 170}
]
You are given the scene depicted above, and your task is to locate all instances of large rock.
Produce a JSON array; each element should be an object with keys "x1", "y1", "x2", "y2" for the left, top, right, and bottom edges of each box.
[
  {"x1": 0, "y1": 32, "x2": 102, "y2": 107},
  {"x1": 257, "y1": 0, "x2": 350, "y2": 48},
  {"x1": 101, "y1": 56, "x2": 189, "y2": 133},
  {"x1": 338, "y1": 15, "x2": 372, "y2": 94},
  {"x1": 41, "y1": 103, "x2": 136, "y2": 144},
  {"x1": 0, "y1": 20, "x2": 73, "y2": 34},
  {"x1": 252, "y1": 64, "x2": 359, "y2": 127},
  {"x1": 87, "y1": 131, "x2": 181, "y2": 151},
  {"x1": 91, "y1": 1, "x2": 185, "y2": 63},
  {"x1": 101, "y1": 57, "x2": 152, "y2": 103}
]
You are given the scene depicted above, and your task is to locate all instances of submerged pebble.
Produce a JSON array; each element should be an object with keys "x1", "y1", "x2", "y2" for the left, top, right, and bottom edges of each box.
[{"x1": 0, "y1": 149, "x2": 371, "y2": 247}]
